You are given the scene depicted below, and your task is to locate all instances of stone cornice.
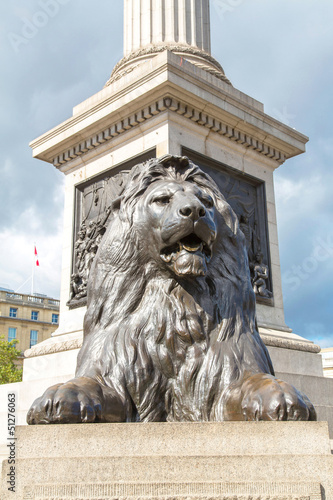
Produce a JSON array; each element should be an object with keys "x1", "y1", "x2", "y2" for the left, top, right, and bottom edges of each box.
[
  {"x1": 0, "y1": 316, "x2": 57, "y2": 327},
  {"x1": 53, "y1": 95, "x2": 286, "y2": 168},
  {"x1": 30, "y1": 52, "x2": 308, "y2": 168},
  {"x1": 29, "y1": 62, "x2": 170, "y2": 157}
]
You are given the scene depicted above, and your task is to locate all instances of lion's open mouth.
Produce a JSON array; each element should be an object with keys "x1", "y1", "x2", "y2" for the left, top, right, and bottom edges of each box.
[{"x1": 160, "y1": 233, "x2": 212, "y2": 263}]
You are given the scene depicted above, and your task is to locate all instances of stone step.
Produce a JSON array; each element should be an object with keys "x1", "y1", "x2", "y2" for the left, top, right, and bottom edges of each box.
[
  {"x1": 15, "y1": 421, "x2": 332, "y2": 458},
  {"x1": 2, "y1": 422, "x2": 332, "y2": 500},
  {"x1": 11, "y1": 454, "x2": 333, "y2": 482}
]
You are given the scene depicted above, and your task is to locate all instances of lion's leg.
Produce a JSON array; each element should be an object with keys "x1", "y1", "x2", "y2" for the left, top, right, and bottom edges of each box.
[
  {"x1": 27, "y1": 376, "x2": 130, "y2": 425},
  {"x1": 222, "y1": 373, "x2": 316, "y2": 422}
]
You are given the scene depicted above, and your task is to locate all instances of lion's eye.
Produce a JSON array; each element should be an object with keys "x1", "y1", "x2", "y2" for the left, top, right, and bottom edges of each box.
[
  {"x1": 153, "y1": 195, "x2": 171, "y2": 205},
  {"x1": 201, "y1": 196, "x2": 214, "y2": 209}
]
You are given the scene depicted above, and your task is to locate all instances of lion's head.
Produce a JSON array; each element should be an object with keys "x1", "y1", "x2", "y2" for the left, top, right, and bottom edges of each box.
[{"x1": 126, "y1": 159, "x2": 218, "y2": 278}]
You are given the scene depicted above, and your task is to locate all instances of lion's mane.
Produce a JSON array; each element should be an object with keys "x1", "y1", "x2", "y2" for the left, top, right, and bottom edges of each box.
[{"x1": 76, "y1": 156, "x2": 274, "y2": 422}]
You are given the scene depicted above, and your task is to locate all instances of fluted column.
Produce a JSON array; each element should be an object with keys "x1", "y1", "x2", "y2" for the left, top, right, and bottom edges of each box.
[
  {"x1": 123, "y1": 0, "x2": 211, "y2": 56},
  {"x1": 106, "y1": 0, "x2": 229, "y2": 87}
]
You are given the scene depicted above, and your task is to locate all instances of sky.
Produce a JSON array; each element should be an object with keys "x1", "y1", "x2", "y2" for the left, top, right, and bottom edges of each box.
[{"x1": 0, "y1": 0, "x2": 332, "y2": 348}]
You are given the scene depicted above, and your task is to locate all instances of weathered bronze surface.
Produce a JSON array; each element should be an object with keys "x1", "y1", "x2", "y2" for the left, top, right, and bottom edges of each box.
[
  {"x1": 183, "y1": 149, "x2": 273, "y2": 303},
  {"x1": 27, "y1": 156, "x2": 316, "y2": 424}
]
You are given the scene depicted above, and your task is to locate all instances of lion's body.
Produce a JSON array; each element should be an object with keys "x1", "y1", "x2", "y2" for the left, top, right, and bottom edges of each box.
[
  {"x1": 76, "y1": 156, "x2": 274, "y2": 422},
  {"x1": 78, "y1": 275, "x2": 274, "y2": 422}
]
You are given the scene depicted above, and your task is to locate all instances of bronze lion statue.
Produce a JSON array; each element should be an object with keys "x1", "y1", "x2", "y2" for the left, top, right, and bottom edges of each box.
[{"x1": 27, "y1": 155, "x2": 316, "y2": 424}]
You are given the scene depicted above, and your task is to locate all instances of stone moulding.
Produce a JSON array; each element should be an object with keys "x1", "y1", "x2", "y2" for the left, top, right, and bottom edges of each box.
[
  {"x1": 53, "y1": 96, "x2": 286, "y2": 168},
  {"x1": 24, "y1": 332, "x2": 320, "y2": 359},
  {"x1": 105, "y1": 45, "x2": 232, "y2": 87},
  {"x1": 24, "y1": 337, "x2": 82, "y2": 358},
  {"x1": 260, "y1": 334, "x2": 321, "y2": 354},
  {"x1": 22, "y1": 481, "x2": 321, "y2": 500}
]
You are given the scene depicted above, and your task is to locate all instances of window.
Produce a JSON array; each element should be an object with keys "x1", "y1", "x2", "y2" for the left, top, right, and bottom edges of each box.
[
  {"x1": 9, "y1": 307, "x2": 17, "y2": 318},
  {"x1": 31, "y1": 311, "x2": 39, "y2": 321},
  {"x1": 8, "y1": 327, "x2": 17, "y2": 342},
  {"x1": 52, "y1": 313, "x2": 59, "y2": 324},
  {"x1": 30, "y1": 330, "x2": 38, "y2": 348}
]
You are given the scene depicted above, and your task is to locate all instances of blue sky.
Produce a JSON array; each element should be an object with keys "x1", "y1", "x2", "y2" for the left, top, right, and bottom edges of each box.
[{"x1": 0, "y1": 0, "x2": 332, "y2": 348}]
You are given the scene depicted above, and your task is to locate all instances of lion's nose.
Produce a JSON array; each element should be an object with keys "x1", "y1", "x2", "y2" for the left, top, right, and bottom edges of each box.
[{"x1": 179, "y1": 202, "x2": 206, "y2": 220}]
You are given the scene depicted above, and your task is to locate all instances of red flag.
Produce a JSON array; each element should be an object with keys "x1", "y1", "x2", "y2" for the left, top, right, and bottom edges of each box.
[{"x1": 34, "y1": 246, "x2": 40, "y2": 267}]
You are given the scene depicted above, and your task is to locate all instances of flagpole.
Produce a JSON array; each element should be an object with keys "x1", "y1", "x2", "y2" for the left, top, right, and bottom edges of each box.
[{"x1": 31, "y1": 242, "x2": 35, "y2": 296}]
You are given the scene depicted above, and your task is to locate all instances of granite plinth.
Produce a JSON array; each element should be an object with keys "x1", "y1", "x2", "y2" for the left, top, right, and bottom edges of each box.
[{"x1": 1, "y1": 422, "x2": 332, "y2": 499}]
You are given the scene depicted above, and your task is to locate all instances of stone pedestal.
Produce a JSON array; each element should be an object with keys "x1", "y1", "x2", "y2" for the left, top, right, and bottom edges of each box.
[
  {"x1": 1, "y1": 422, "x2": 332, "y2": 499},
  {"x1": 16, "y1": 46, "x2": 331, "y2": 440}
]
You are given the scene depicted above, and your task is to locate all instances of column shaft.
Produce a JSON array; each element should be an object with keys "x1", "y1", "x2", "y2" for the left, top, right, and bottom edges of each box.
[{"x1": 123, "y1": 0, "x2": 211, "y2": 56}]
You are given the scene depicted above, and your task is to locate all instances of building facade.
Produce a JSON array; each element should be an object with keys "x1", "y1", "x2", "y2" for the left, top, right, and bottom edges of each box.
[{"x1": 0, "y1": 288, "x2": 60, "y2": 356}]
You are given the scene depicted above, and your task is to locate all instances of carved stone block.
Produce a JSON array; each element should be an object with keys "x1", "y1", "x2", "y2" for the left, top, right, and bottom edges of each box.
[{"x1": 3, "y1": 422, "x2": 331, "y2": 500}]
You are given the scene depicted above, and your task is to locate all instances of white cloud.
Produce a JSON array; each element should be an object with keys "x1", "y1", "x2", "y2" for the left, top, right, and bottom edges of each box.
[
  {"x1": 317, "y1": 337, "x2": 333, "y2": 349},
  {"x1": 0, "y1": 201, "x2": 63, "y2": 299},
  {"x1": 303, "y1": 322, "x2": 333, "y2": 349},
  {"x1": 275, "y1": 174, "x2": 323, "y2": 210},
  {"x1": 0, "y1": 158, "x2": 14, "y2": 177}
]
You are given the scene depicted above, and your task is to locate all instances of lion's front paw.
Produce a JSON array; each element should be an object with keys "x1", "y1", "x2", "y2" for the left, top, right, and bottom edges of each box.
[
  {"x1": 240, "y1": 374, "x2": 316, "y2": 421},
  {"x1": 27, "y1": 378, "x2": 104, "y2": 424}
]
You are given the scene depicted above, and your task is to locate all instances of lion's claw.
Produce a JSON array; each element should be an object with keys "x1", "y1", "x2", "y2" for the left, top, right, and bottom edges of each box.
[
  {"x1": 27, "y1": 378, "x2": 105, "y2": 424},
  {"x1": 240, "y1": 374, "x2": 316, "y2": 421}
]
